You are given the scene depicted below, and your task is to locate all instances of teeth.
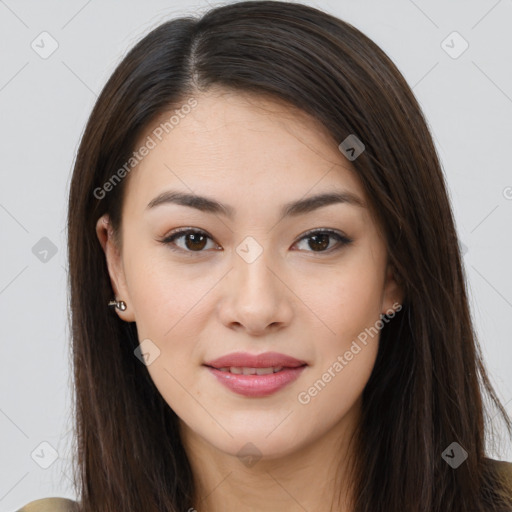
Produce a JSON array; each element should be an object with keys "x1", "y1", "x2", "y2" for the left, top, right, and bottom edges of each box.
[
  {"x1": 256, "y1": 367, "x2": 274, "y2": 375},
  {"x1": 217, "y1": 366, "x2": 284, "y2": 374}
]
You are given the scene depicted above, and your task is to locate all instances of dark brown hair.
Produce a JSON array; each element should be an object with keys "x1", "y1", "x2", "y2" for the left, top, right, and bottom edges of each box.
[{"x1": 67, "y1": 1, "x2": 512, "y2": 510}]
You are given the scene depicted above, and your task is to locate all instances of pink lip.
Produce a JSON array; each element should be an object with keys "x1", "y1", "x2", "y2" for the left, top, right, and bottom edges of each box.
[
  {"x1": 204, "y1": 351, "x2": 307, "y2": 369},
  {"x1": 203, "y1": 351, "x2": 307, "y2": 398}
]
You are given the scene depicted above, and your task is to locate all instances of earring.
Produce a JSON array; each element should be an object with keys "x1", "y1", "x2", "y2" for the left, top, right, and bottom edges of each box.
[{"x1": 108, "y1": 299, "x2": 127, "y2": 311}]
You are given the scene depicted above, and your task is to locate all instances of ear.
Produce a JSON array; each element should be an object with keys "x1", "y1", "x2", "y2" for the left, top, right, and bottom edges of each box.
[
  {"x1": 381, "y1": 261, "x2": 404, "y2": 316},
  {"x1": 95, "y1": 214, "x2": 135, "y2": 322}
]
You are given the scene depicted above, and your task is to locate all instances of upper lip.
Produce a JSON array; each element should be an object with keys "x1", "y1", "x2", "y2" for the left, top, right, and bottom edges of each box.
[{"x1": 204, "y1": 351, "x2": 307, "y2": 369}]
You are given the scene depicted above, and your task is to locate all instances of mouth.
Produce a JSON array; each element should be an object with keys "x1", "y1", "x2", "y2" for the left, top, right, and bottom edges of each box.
[
  {"x1": 203, "y1": 352, "x2": 308, "y2": 397},
  {"x1": 204, "y1": 351, "x2": 307, "y2": 369},
  {"x1": 208, "y1": 366, "x2": 289, "y2": 375}
]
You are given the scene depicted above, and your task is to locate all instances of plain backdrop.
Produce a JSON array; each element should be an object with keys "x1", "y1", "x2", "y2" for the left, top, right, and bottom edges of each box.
[{"x1": 1, "y1": 0, "x2": 511, "y2": 509}]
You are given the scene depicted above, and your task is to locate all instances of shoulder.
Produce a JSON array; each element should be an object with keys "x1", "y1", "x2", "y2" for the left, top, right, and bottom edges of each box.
[{"x1": 15, "y1": 497, "x2": 79, "y2": 512}]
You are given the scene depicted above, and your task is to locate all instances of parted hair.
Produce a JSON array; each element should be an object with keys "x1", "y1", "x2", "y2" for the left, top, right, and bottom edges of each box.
[{"x1": 67, "y1": 1, "x2": 512, "y2": 511}]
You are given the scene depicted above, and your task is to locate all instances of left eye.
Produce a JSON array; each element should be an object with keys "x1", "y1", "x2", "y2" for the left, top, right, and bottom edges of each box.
[
  {"x1": 293, "y1": 229, "x2": 352, "y2": 252},
  {"x1": 159, "y1": 228, "x2": 352, "y2": 253}
]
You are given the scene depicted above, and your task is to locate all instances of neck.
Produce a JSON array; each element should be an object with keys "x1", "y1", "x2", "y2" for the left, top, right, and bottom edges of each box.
[{"x1": 180, "y1": 402, "x2": 361, "y2": 512}]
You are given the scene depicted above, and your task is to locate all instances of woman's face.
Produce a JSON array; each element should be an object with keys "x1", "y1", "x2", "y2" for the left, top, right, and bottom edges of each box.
[{"x1": 96, "y1": 88, "x2": 402, "y2": 461}]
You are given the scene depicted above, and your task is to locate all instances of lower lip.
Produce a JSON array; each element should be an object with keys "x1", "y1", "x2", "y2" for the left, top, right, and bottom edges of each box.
[{"x1": 205, "y1": 366, "x2": 307, "y2": 397}]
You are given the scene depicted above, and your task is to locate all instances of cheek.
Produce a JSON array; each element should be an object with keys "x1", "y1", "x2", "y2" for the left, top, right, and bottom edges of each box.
[
  {"x1": 296, "y1": 252, "x2": 384, "y2": 408},
  {"x1": 298, "y1": 344, "x2": 378, "y2": 431},
  {"x1": 298, "y1": 275, "x2": 383, "y2": 421},
  {"x1": 123, "y1": 247, "x2": 210, "y2": 338},
  {"x1": 122, "y1": 248, "x2": 215, "y2": 394},
  {"x1": 303, "y1": 252, "x2": 386, "y2": 341}
]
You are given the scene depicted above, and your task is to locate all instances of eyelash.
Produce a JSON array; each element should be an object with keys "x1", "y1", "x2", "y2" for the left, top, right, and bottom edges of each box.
[{"x1": 158, "y1": 228, "x2": 353, "y2": 255}]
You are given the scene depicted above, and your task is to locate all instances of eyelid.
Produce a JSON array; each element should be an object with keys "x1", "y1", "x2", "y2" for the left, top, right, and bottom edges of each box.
[{"x1": 294, "y1": 228, "x2": 353, "y2": 248}]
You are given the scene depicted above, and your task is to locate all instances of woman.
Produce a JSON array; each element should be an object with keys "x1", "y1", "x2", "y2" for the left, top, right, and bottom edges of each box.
[{"x1": 17, "y1": 1, "x2": 512, "y2": 511}]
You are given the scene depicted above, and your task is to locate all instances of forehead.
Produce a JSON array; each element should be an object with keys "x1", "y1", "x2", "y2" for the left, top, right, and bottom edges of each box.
[{"x1": 123, "y1": 88, "x2": 364, "y2": 211}]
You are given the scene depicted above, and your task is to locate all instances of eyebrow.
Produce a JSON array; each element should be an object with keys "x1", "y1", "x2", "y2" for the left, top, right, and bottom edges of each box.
[{"x1": 146, "y1": 189, "x2": 366, "y2": 219}]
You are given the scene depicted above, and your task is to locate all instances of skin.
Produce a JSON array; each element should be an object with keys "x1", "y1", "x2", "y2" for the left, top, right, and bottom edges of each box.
[{"x1": 96, "y1": 88, "x2": 403, "y2": 512}]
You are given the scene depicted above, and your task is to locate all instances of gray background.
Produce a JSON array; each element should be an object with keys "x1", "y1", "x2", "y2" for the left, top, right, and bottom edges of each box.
[{"x1": 1, "y1": 0, "x2": 511, "y2": 509}]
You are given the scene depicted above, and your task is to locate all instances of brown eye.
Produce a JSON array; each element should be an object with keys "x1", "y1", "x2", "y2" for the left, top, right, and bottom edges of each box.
[
  {"x1": 161, "y1": 229, "x2": 218, "y2": 252},
  {"x1": 293, "y1": 229, "x2": 352, "y2": 253},
  {"x1": 306, "y1": 233, "x2": 330, "y2": 251},
  {"x1": 182, "y1": 232, "x2": 208, "y2": 251},
  {"x1": 160, "y1": 228, "x2": 352, "y2": 255}
]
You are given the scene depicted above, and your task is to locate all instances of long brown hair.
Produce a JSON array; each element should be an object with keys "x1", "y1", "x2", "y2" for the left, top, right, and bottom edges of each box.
[{"x1": 67, "y1": 1, "x2": 512, "y2": 510}]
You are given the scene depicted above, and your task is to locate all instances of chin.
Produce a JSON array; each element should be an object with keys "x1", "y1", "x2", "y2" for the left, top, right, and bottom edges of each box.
[{"x1": 204, "y1": 426, "x2": 309, "y2": 463}]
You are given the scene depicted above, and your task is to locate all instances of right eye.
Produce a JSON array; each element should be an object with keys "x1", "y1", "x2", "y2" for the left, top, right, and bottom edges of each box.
[{"x1": 159, "y1": 228, "x2": 221, "y2": 253}]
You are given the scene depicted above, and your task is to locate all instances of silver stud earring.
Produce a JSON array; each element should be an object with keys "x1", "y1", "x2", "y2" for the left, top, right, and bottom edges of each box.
[{"x1": 108, "y1": 299, "x2": 127, "y2": 311}]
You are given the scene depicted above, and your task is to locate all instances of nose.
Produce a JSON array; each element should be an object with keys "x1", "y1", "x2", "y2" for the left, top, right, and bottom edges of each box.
[{"x1": 217, "y1": 246, "x2": 294, "y2": 336}]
